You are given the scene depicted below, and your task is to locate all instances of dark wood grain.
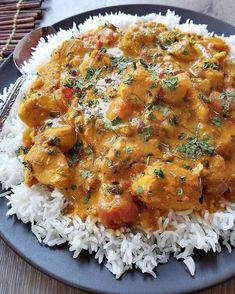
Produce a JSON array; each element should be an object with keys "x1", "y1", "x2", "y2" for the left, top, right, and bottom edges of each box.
[{"x1": 0, "y1": 1, "x2": 235, "y2": 293}]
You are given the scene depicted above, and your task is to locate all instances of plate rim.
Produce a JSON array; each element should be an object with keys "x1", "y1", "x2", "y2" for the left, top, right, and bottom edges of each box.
[{"x1": 0, "y1": 4, "x2": 235, "y2": 294}]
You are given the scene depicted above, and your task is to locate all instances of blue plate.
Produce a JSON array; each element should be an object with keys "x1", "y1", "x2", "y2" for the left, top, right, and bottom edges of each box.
[{"x1": 0, "y1": 5, "x2": 235, "y2": 294}]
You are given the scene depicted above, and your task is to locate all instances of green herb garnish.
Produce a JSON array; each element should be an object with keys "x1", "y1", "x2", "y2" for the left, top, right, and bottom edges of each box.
[
  {"x1": 47, "y1": 149, "x2": 59, "y2": 155},
  {"x1": 176, "y1": 136, "x2": 215, "y2": 159},
  {"x1": 69, "y1": 67, "x2": 77, "y2": 75},
  {"x1": 123, "y1": 75, "x2": 134, "y2": 85},
  {"x1": 176, "y1": 187, "x2": 184, "y2": 196},
  {"x1": 50, "y1": 136, "x2": 60, "y2": 146},
  {"x1": 80, "y1": 170, "x2": 92, "y2": 179},
  {"x1": 220, "y1": 91, "x2": 235, "y2": 111},
  {"x1": 140, "y1": 59, "x2": 149, "y2": 68},
  {"x1": 211, "y1": 116, "x2": 222, "y2": 127},
  {"x1": 154, "y1": 168, "x2": 165, "y2": 179},
  {"x1": 163, "y1": 77, "x2": 178, "y2": 90},
  {"x1": 112, "y1": 116, "x2": 122, "y2": 126},
  {"x1": 85, "y1": 67, "x2": 102, "y2": 80},
  {"x1": 136, "y1": 186, "x2": 144, "y2": 194},
  {"x1": 107, "y1": 185, "x2": 123, "y2": 195},
  {"x1": 203, "y1": 61, "x2": 219, "y2": 70},
  {"x1": 198, "y1": 93, "x2": 211, "y2": 104},
  {"x1": 83, "y1": 194, "x2": 90, "y2": 204},
  {"x1": 141, "y1": 126, "x2": 153, "y2": 142},
  {"x1": 22, "y1": 160, "x2": 32, "y2": 171},
  {"x1": 148, "y1": 112, "x2": 156, "y2": 121}
]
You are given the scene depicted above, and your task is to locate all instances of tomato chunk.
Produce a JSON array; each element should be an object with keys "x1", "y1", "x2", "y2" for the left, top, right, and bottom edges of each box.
[
  {"x1": 62, "y1": 87, "x2": 74, "y2": 99},
  {"x1": 98, "y1": 196, "x2": 138, "y2": 229}
]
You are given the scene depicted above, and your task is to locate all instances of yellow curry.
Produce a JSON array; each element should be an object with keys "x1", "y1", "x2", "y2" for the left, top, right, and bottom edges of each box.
[{"x1": 18, "y1": 22, "x2": 235, "y2": 230}]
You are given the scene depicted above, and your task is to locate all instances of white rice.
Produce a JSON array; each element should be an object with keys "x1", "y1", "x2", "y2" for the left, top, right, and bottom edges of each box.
[{"x1": 1, "y1": 10, "x2": 235, "y2": 279}]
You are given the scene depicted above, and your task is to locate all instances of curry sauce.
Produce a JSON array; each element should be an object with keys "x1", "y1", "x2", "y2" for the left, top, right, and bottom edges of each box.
[{"x1": 18, "y1": 21, "x2": 235, "y2": 230}]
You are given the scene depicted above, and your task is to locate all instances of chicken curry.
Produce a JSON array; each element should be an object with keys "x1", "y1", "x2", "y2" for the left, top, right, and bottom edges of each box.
[{"x1": 18, "y1": 21, "x2": 235, "y2": 230}]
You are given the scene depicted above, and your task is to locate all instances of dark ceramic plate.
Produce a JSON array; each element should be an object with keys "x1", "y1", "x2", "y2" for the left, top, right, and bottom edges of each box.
[{"x1": 0, "y1": 5, "x2": 235, "y2": 294}]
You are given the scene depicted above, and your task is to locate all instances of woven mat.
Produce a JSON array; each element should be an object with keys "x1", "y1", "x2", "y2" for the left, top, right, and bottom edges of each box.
[{"x1": 0, "y1": 0, "x2": 45, "y2": 64}]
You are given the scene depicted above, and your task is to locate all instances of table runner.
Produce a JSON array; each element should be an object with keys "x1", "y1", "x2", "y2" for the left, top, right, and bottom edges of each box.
[{"x1": 0, "y1": 0, "x2": 44, "y2": 64}]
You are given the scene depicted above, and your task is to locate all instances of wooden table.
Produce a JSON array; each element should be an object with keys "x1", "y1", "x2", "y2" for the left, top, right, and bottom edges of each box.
[{"x1": 1, "y1": 1, "x2": 235, "y2": 293}]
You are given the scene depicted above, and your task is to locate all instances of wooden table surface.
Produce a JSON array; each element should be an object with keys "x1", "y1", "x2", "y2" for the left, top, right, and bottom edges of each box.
[{"x1": 1, "y1": 1, "x2": 235, "y2": 293}]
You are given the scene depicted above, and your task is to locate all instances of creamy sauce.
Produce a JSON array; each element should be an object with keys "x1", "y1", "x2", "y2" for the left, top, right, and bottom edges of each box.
[{"x1": 18, "y1": 21, "x2": 235, "y2": 230}]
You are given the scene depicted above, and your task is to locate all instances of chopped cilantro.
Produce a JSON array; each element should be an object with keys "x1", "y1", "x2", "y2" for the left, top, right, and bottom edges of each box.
[
  {"x1": 176, "y1": 136, "x2": 215, "y2": 159},
  {"x1": 163, "y1": 77, "x2": 178, "y2": 90},
  {"x1": 63, "y1": 78, "x2": 76, "y2": 88},
  {"x1": 83, "y1": 194, "x2": 90, "y2": 204},
  {"x1": 141, "y1": 126, "x2": 153, "y2": 142},
  {"x1": 182, "y1": 163, "x2": 192, "y2": 170},
  {"x1": 126, "y1": 147, "x2": 134, "y2": 153},
  {"x1": 85, "y1": 67, "x2": 102, "y2": 80},
  {"x1": 110, "y1": 56, "x2": 135, "y2": 74},
  {"x1": 203, "y1": 61, "x2": 219, "y2": 70},
  {"x1": 112, "y1": 116, "x2": 122, "y2": 126},
  {"x1": 105, "y1": 158, "x2": 113, "y2": 167},
  {"x1": 50, "y1": 136, "x2": 60, "y2": 146},
  {"x1": 198, "y1": 93, "x2": 211, "y2": 104},
  {"x1": 123, "y1": 75, "x2": 134, "y2": 85},
  {"x1": 156, "y1": 104, "x2": 169, "y2": 116},
  {"x1": 148, "y1": 112, "x2": 156, "y2": 121},
  {"x1": 211, "y1": 116, "x2": 222, "y2": 127},
  {"x1": 140, "y1": 59, "x2": 149, "y2": 68},
  {"x1": 180, "y1": 175, "x2": 186, "y2": 183},
  {"x1": 80, "y1": 170, "x2": 92, "y2": 179},
  {"x1": 154, "y1": 168, "x2": 165, "y2": 179},
  {"x1": 220, "y1": 91, "x2": 235, "y2": 111},
  {"x1": 136, "y1": 186, "x2": 144, "y2": 194},
  {"x1": 104, "y1": 120, "x2": 112, "y2": 130},
  {"x1": 69, "y1": 67, "x2": 77, "y2": 75},
  {"x1": 22, "y1": 160, "x2": 32, "y2": 171},
  {"x1": 68, "y1": 153, "x2": 79, "y2": 167},
  {"x1": 176, "y1": 187, "x2": 184, "y2": 196},
  {"x1": 99, "y1": 47, "x2": 107, "y2": 53},
  {"x1": 47, "y1": 149, "x2": 59, "y2": 155},
  {"x1": 18, "y1": 146, "x2": 29, "y2": 155}
]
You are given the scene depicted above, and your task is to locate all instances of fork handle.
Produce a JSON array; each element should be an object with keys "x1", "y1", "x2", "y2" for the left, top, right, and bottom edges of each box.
[{"x1": 0, "y1": 75, "x2": 25, "y2": 129}]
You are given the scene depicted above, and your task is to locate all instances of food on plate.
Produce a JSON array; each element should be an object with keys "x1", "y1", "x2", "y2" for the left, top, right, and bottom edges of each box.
[
  {"x1": 18, "y1": 19, "x2": 235, "y2": 230},
  {"x1": 1, "y1": 11, "x2": 235, "y2": 278}
]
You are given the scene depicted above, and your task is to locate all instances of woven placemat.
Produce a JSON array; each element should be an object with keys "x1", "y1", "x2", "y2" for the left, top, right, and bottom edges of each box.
[{"x1": 0, "y1": 0, "x2": 45, "y2": 64}]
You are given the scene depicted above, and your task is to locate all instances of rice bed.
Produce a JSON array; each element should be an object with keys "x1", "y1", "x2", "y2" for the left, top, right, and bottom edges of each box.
[{"x1": 1, "y1": 10, "x2": 235, "y2": 279}]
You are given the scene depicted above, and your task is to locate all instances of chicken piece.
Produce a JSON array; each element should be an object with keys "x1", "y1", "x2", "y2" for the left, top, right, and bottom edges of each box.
[
  {"x1": 204, "y1": 69, "x2": 224, "y2": 91},
  {"x1": 203, "y1": 155, "x2": 230, "y2": 197},
  {"x1": 168, "y1": 39, "x2": 197, "y2": 61},
  {"x1": 22, "y1": 127, "x2": 35, "y2": 147},
  {"x1": 106, "y1": 97, "x2": 134, "y2": 121},
  {"x1": 98, "y1": 193, "x2": 138, "y2": 229},
  {"x1": 19, "y1": 95, "x2": 51, "y2": 127},
  {"x1": 51, "y1": 38, "x2": 85, "y2": 67},
  {"x1": 79, "y1": 49, "x2": 111, "y2": 78},
  {"x1": 131, "y1": 162, "x2": 202, "y2": 210},
  {"x1": 154, "y1": 56, "x2": 183, "y2": 78},
  {"x1": 95, "y1": 24, "x2": 119, "y2": 48},
  {"x1": 120, "y1": 22, "x2": 166, "y2": 56},
  {"x1": 119, "y1": 65, "x2": 160, "y2": 106},
  {"x1": 207, "y1": 37, "x2": 229, "y2": 53},
  {"x1": 162, "y1": 72, "x2": 192, "y2": 105},
  {"x1": 24, "y1": 144, "x2": 73, "y2": 189},
  {"x1": 19, "y1": 93, "x2": 66, "y2": 127},
  {"x1": 192, "y1": 78, "x2": 211, "y2": 95},
  {"x1": 101, "y1": 137, "x2": 160, "y2": 183},
  {"x1": 42, "y1": 125, "x2": 77, "y2": 153}
]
